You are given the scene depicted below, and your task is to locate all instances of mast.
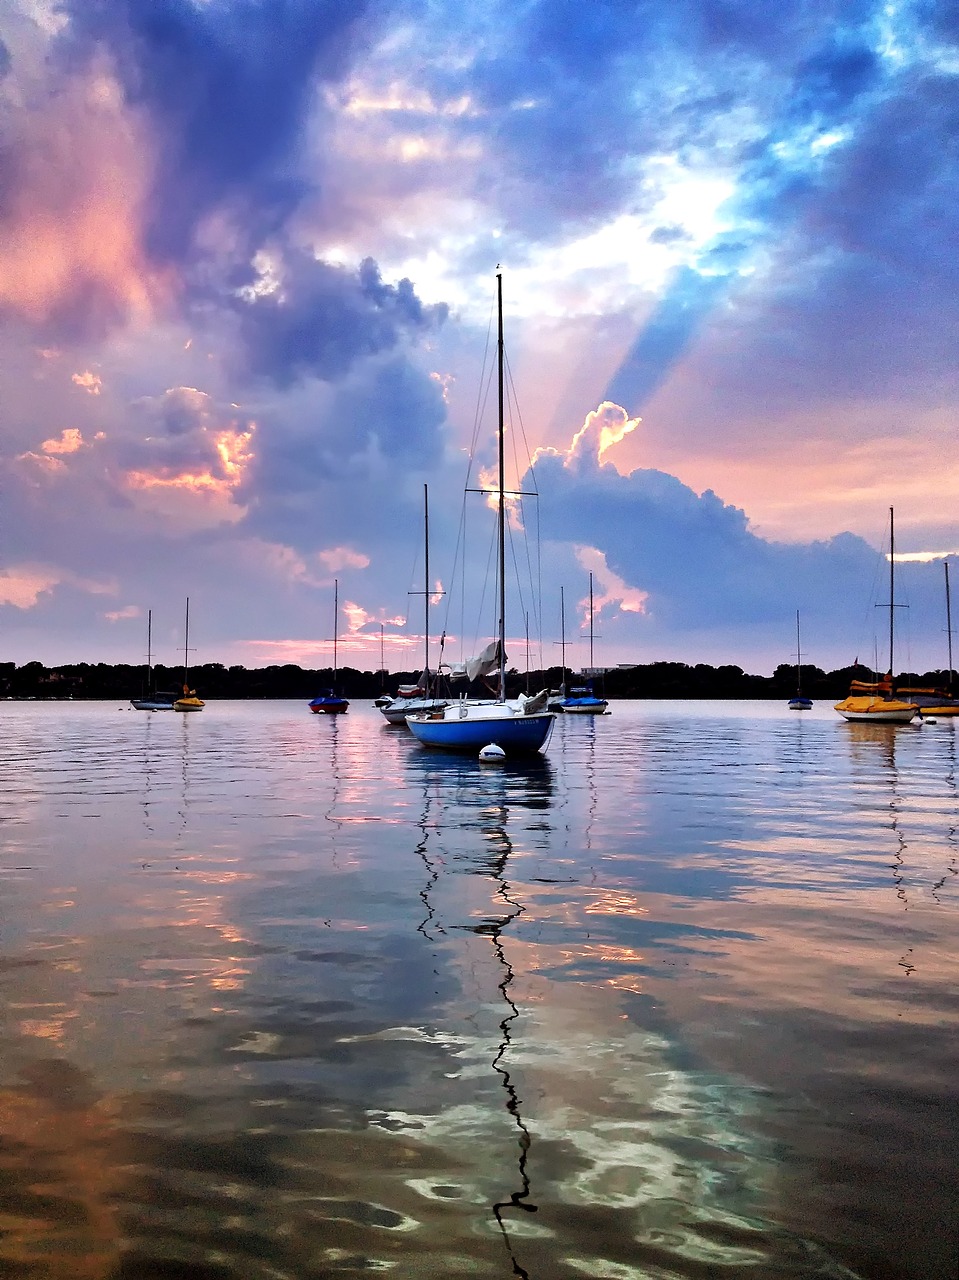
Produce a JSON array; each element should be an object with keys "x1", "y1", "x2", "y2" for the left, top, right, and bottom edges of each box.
[
  {"x1": 560, "y1": 586, "x2": 566, "y2": 694},
  {"x1": 183, "y1": 597, "x2": 190, "y2": 692},
  {"x1": 795, "y1": 609, "x2": 802, "y2": 696},
  {"x1": 888, "y1": 506, "x2": 895, "y2": 689},
  {"x1": 588, "y1": 571, "x2": 595, "y2": 672},
  {"x1": 333, "y1": 579, "x2": 339, "y2": 686},
  {"x1": 946, "y1": 560, "x2": 954, "y2": 691},
  {"x1": 146, "y1": 608, "x2": 153, "y2": 695},
  {"x1": 424, "y1": 483, "x2": 430, "y2": 682},
  {"x1": 496, "y1": 268, "x2": 507, "y2": 702}
]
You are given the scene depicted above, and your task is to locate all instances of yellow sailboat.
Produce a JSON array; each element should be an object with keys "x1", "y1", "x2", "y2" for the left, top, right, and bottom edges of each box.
[
  {"x1": 174, "y1": 597, "x2": 205, "y2": 712},
  {"x1": 835, "y1": 508, "x2": 918, "y2": 724}
]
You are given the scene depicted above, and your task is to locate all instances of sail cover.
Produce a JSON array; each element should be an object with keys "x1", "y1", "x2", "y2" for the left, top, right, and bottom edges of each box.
[{"x1": 449, "y1": 639, "x2": 504, "y2": 682}]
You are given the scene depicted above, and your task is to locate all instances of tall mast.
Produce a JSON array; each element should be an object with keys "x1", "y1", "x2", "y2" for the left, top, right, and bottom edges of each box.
[
  {"x1": 424, "y1": 483, "x2": 430, "y2": 679},
  {"x1": 147, "y1": 608, "x2": 153, "y2": 693},
  {"x1": 795, "y1": 609, "x2": 801, "y2": 695},
  {"x1": 588, "y1": 572, "x2": 595, "y2": 671},
  {"x1": 183, "y1": 597, "x2": 190, "y2": 690},
  {"x1": 496, "y1": 268, "x2": 507, "y2": 702},
  {"x1": 333, "y1": 579, "x2": 339, "y2": 684},
  {"x1": 560, "y1": 586, "x2": 566, "y2": 691},
  {"x1": 946, "y1": 560, "x2": 954, "y2": 691},
  {"x1": 888, "y1": 506, "x2": 895, "y2": 687}
]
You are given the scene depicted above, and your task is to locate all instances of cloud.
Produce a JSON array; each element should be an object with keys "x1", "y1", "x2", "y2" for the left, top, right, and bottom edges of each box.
[
  {"x1": 219, "y1": 252, "x2": 449, "y2": 388},
  {"x1": 57, "y1": 0, "x2": 373, "y2": 266},
  {"x1": 0, "y1": 562, "x2": 116, "y2": 609}
]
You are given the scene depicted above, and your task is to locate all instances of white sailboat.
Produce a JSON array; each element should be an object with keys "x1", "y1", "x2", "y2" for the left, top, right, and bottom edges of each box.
[
  {"x1": 406, "y1": 271, "x2": 554, "y2": 755},
  {"x1": 835, "y1": 508, "x2": 917, "y2": 723},
  {"x1": 131, "y1": 609, "x2": 178, "y2": 710}
]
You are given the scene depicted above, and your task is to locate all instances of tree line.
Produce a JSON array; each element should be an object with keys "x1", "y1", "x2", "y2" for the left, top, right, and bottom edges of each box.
[{"x1": 1, "y1": 659, "x2": 953, "y2": 701}]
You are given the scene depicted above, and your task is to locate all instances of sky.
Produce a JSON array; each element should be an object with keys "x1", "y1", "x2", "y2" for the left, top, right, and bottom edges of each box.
[{"x1": 1, "y1": 0, "x2": 957, "y2": 678}]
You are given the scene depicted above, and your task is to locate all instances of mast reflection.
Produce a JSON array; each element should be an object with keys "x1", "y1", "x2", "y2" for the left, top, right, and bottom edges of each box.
[{"x1": 403, "y1": 751, "x2": 554, "y2": 1278}]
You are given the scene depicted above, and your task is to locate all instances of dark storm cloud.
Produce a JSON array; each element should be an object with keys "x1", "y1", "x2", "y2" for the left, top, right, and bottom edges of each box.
[
  {"x1": 530, "y1": 448, "x2": 878, "y2": 638},
  {"x1": 58, "y1": 0, "x2": 372, "y2": 264},
  {"x1": 220, "y1": 252, "x2": 448, "y2": 388}
]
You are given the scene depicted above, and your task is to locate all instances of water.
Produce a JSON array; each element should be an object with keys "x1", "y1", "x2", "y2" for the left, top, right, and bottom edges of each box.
[{"x1": 0, "y1": 699, "x2": 956, "y2": 1280}]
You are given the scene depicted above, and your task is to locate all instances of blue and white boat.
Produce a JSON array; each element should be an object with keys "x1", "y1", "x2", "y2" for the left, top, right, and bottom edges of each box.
[
  {"x1": 407, "y1": 271, "x2": 554, "y2": 757},
  {"x1": 561, "y1": 682, "x2": 609, "y2": 715},
  {"x1": 131, "y1": 609, "x2": 179, "y2": 710},
  {"x1": 788, "y1": 610, "x2": 813, "y2": 710},
  {"x1": 558, "y1": 572, "x2": 609, "y2": 714}
]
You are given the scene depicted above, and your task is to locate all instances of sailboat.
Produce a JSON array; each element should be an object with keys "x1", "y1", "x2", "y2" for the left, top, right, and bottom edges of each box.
[
  {"x1": 787, "y1": 610, "x2": 813, "y2": 710},
  {"x1": 173, "y1": 598, "x2": 205, "y2": 712},
  {"x1": 406, "y1": 271, "x2": 554, "y2": 755},
  {"x1": 835, "y1": 509, "x2": 918, "y2": 723},
  {"x1": 378, "y1": 485, "x2": 449, "y2": 725},
  {"x1": 309, "y1": 579, "x2": 349, "y2": 714},
  {"x1": 547, "y1": 586, "x2": 569, "y2": 711},
  {"x1": 897, "y1": 558, "x2": 959, "y2": 717},
  {"x1": 131, "y1": 610, "x2": 178, "y2": 710},
  {"x1": 560, "y1": 572, "x2": 610, "y2": 714}
]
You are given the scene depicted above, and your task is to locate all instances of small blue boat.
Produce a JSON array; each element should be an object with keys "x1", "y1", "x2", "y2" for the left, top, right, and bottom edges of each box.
[
  {"x1": 788, "y1": 610, "x2": 813, "y2": 711},
  {"x1": 308, "y1": 580, "x2": 349, "y2": 714},
  {"x1": 560, "y1": 683, "x2": 609, "y2": 714},
  {"x1": 309, "y1": 688, "x2": 349, "y2": 715}
]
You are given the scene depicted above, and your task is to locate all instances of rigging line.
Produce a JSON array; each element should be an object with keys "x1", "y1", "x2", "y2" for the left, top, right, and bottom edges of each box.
[
  {"x1": 464, "y1": 298, "x2": 498, "y2": 494},
  {"x1": 503, "y1": 350, "x2": 543, "y2": 645},
  {"x1": 506, "y1": 515, "x2": 534, "y2": 647},
  {"x1": 503, "y1": 348, "x2": 539, "y2": 497}
]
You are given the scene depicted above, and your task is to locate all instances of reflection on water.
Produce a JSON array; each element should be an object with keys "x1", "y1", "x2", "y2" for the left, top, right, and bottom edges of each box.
[{"x1": 0, "y1": 701, "x2": 956, "y2": 1278}]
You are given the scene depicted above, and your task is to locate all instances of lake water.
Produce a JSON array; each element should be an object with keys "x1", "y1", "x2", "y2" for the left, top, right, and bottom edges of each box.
[{"x1": 0, "y1": 699, "x2": 956, "y2": 1280}]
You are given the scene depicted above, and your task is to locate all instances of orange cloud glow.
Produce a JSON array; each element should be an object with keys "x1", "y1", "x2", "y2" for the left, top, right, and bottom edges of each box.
[
  {"x1": 317, "y1": 546, "x2": 371, "y2": 572},
  {"x1": 0, "y1": 563, "x2": 116, "y2": 609},
  {"x1": 575, "y1": 546, "x2": 649, "y2": 617},
  {"x1": 41, "y1": 428, "x2": 85, "y2": 454},
  {"x1": 72, "y1": 371, "x2": 102, "y2": 395},
  {"x1": 0, "y1": 60, "x2": 170, "y2": 328}
]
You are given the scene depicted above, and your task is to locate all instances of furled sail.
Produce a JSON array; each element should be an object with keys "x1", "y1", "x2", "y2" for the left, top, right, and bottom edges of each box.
[{"x1": 448, "y1": 639, "x2": 504, "y2": 682}]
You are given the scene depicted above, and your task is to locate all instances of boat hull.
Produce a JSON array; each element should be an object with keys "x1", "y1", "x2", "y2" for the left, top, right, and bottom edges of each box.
[
  {"x1": 380, "y1": 698, "x2": 447, "y2": 725},
  {"x1": 131, "y1": 697, "x2": 176, "y2": 711},
  {"x1": 407, "y1": 709, "x2": 554, "y2": 754},
  {"x1": 174, "y1": 697, "x2": 205, "y2": 712},
  {"x1": 835, "y1": 696, "x2": 917, "y2": 723},
  {"x1": 788, "y1": 698, "x2": 813, "y2": 710},
  {"x1": 561, "y1": 699, "x2": 609, "y2": 714},
  {"x1": 310, "y1": 700, "x2": 349, "y2": 714}
]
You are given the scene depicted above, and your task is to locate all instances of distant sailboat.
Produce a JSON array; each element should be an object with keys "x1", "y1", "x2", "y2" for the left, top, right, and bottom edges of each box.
[
  {"x1": 547, "y1": 586, "x2": 569, "y2": 711},
  {"x1": 560, "y1": 573, "x2": 609, "y2": 714},
  {"x1": 378, "y1": 485, "x2": 448, "y2": 725},
  {"x1": 406, "y1": 271, "x2": 554, "y2": 755},
  {"x1": 174, "y1": 598, "x2": 205, "y2": 712},
  {"x1": 131, "y1": 609, "x2": 177, "y2": 710},
  {"x1": 788, "y1": 611, "x2": 813, "y2": 710},
  {"x1": 309, "y1": 579, "x2": 349, "y2": 714},
  {"x1": 897, "y1": 558, "x2": 959, "y2": 717},
  {"x1": 835, "y1": 509, "x2": 917, "y2": 723}
]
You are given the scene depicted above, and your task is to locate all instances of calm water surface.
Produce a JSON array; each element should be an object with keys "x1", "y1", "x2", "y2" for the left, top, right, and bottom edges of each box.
[{"x1": 0, "y1": 700, "x2": 956, "y2": 1279}]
